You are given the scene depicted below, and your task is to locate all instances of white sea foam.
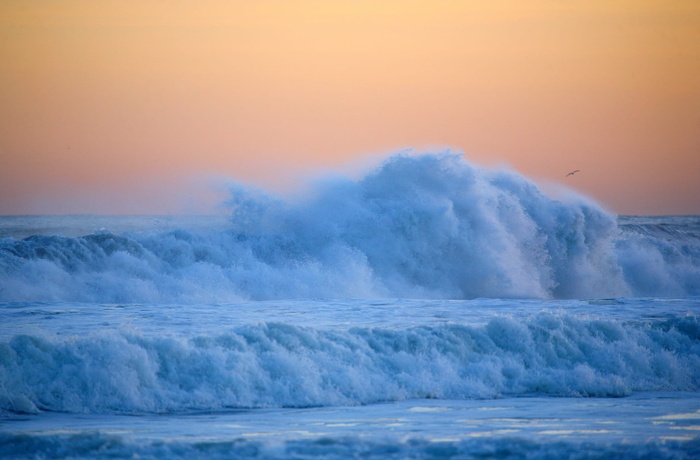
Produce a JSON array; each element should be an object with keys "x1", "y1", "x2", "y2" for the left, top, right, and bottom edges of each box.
[
  {"x1": 1, "y1": 314, "x2": 698, "y2": 414},
  {"x1": 1, "y1": 152, "x2": 697, "y2": 302}
]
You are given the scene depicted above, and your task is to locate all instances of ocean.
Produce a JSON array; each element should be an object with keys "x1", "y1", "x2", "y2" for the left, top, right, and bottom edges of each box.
[{"x1": 1, "y1": 153, "x2": 699, "y2": 459}]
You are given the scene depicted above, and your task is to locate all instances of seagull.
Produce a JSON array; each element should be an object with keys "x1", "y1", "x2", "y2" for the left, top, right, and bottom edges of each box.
[{"x1": 566, "y1": 169, "x2": 580, "y2": 177}]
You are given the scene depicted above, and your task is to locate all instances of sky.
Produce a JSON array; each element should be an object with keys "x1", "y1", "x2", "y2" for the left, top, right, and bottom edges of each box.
[{"x1": 1, "y1": 0, "x2": 698, "y2": 215}]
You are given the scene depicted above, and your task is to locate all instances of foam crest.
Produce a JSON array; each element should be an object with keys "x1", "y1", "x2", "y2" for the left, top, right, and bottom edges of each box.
[
  {"x1": 0, "y1": 152, "x2": 698, "y2": 302},
  {"x1": 1, "y1": 314, "x2": 698, "y2": 414}
]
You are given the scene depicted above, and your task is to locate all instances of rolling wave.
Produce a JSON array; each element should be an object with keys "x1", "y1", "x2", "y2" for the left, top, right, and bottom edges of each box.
[{"x1": 2, "y1": 314, "x2": 698, "y2": 414}]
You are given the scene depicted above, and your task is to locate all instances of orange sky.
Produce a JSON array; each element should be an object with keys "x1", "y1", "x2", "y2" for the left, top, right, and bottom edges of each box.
[{"x1": 1, "y1": 0, "x2": 698, "y2": 215}]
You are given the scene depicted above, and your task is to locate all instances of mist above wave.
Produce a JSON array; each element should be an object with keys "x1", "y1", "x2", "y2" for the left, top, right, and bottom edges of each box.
[{"x1": 0, "y1": 152, "x2": 698, "y2": 302}]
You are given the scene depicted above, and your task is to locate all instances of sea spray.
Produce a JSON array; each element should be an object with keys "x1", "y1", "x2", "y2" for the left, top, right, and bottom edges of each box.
[{"x1": 0, "y1": 152, "x2": 698, "y2": 302}]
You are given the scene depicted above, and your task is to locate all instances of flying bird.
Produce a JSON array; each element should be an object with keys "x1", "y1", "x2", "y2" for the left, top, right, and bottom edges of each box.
[{"x1": 566, "y1": 169, "x2": 580, "y2": 177}]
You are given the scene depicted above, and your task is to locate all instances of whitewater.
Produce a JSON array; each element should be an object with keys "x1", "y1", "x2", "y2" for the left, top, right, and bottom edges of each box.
[{"x1": 1, "y1": 152, "x2": 699, "y2": 458}]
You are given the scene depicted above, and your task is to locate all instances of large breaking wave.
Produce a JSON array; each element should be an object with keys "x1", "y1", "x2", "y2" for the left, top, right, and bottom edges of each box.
[{"x1": 0, "y1": 152, "x2": 698, "y2": 302}]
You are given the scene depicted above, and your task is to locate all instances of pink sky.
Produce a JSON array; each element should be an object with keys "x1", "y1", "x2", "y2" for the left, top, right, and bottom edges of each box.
[{"x1": 1, "y1": 0, "x2": 699, "y2": 215}]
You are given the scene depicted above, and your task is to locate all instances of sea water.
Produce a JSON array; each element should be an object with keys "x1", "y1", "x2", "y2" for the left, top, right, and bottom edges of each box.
[{"x1": 1, "y1": 153, "x2": 699, "y2": 458}]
